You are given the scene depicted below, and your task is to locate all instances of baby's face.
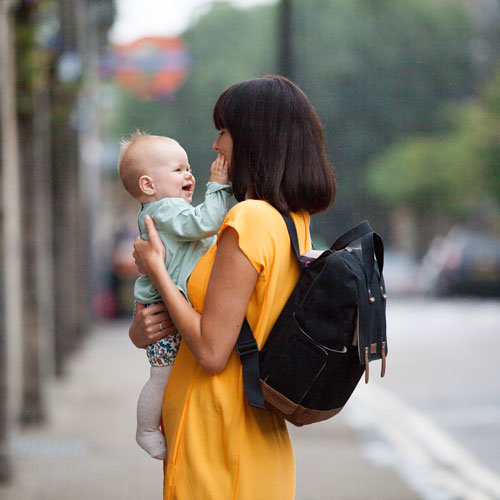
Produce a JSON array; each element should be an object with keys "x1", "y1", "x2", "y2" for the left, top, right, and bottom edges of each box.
[{"x1": 149, "y1": 140, "x2": 195, "y2": 203}]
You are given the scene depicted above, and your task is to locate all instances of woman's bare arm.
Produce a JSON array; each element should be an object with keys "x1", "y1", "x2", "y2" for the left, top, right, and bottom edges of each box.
[{"x1": 133, "y1": 215, "x2": 258, "y2": 373}]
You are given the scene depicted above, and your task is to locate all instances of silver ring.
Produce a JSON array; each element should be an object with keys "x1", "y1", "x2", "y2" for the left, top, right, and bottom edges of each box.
[{"x1": 159, "y1": 322, "x2": 163, "y2": 332}]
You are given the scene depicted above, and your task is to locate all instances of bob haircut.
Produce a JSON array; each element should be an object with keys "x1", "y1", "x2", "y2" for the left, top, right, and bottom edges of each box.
[{"x1": 213, "y1": 75, "x2": 335, "y2": 214}]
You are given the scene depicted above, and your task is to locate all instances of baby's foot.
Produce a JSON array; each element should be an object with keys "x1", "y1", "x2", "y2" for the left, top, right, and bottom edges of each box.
[{"x1": 136, "y1": 429, "x2": 167, "y2": 460}]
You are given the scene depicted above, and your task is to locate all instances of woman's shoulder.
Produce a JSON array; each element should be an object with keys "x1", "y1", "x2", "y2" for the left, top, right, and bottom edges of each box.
[
  {"x1": 226, "y1": 199, "x2": 281, "y2": 224},
  {"x1": 220, "y1": 201, "x2": 285, "y2": 271},
  {"x1": 221, "y1": 200, "x2": 288, "y2": 258}
]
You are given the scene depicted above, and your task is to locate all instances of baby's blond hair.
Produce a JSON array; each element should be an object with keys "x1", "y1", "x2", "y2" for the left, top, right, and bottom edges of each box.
[{"x1": 118, "y1": 131, "x2": 178, "y2": 199}]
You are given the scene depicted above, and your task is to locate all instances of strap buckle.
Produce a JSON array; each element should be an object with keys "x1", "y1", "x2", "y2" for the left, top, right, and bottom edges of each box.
[{"x1": 237, "y1": 338, "x2": 258, "y2": 357}]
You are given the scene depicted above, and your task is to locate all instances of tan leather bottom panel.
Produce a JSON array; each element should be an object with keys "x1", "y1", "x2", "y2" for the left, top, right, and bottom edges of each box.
[{"x1": 260, "y1": 380, "x2": 343, "y2": 427}]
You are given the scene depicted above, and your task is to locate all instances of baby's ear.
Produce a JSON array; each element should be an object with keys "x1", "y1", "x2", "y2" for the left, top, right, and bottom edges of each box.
[{"x1": 138, "y1": 175, "x2": 155, "y2": 196}]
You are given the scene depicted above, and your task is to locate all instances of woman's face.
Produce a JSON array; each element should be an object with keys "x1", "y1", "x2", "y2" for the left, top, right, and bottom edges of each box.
[{"x1": 212, "y1": 129, "x2": 233, "y2": 167}]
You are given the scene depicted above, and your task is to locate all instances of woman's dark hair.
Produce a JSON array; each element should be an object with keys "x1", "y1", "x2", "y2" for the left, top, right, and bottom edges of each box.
[{"x1": 213, "y1": 75, "x2": 335, "y2": 214}]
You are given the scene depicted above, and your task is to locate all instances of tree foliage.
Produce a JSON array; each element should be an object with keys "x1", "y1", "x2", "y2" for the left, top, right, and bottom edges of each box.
[
  {"x1": 367, "y1": 69, "x2": 500, "y2": 220},
  {"x1": 477, "y1": 70, "x2": 500, "y2": 203},
  {"x1": 107, "y1": 0, "x2": 497, "y2": 239}
]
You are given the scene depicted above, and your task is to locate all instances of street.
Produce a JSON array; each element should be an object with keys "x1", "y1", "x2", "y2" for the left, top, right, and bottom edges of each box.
[
  {"x1": 343, "y1": 297, "x2": 500, "y2": 499},
  {"x1": 0, "y1": 298, "x2": 499, "y2": 499}
]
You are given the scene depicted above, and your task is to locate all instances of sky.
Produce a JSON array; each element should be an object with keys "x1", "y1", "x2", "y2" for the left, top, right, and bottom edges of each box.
[{"x1": 110, "y1": 0, "x2": 276, "y2": 44}]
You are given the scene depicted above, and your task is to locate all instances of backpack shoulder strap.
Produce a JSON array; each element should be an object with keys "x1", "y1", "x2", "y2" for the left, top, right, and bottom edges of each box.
[
  {"x1": 281, "y1": 212, "x2": 301, "y2": 259},
  {"x1": 237, "y1": 319, "x2": 266, "y2": 409},
  {"x1": 236, "y1": 212, "x2": 298, "y2": 410}
]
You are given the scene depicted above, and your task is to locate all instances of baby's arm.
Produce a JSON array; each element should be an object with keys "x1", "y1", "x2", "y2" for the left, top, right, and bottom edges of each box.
[
  {"x1": 155, "y1": 155, "x2": 232, "y2": 241},
  {"x1": 209, "y1": 153, "x2": 229, "y2": 185}
]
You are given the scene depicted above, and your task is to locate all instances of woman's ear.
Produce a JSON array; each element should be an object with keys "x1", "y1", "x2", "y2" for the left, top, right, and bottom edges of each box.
[{"x1": 138, "y1": 175, "x2": 156, "y2": 196}]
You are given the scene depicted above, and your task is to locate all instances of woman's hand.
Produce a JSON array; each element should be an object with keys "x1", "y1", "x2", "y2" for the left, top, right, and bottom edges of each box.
[
  {"x1": 133, "y1": 215, "x2": 166, "y2": 279},
  {"x1": 129, "y1": 302, "x2": 176, "y2": 348}
]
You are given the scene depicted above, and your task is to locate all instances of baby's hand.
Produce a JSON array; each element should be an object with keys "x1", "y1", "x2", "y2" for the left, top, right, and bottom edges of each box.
[{"x1": 209, "y1": 153, "x2": 229, "y2": 185}]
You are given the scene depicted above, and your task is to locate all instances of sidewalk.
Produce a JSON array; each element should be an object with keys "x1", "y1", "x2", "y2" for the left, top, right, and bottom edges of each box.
[{"x1": 0, "y1": 321, "x2": 420, "y2": 500}]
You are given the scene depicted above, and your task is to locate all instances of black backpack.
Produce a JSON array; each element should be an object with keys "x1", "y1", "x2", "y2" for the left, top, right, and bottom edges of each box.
[{"x1": 236, "y1": 214, "x2": 387, "y2": 426}]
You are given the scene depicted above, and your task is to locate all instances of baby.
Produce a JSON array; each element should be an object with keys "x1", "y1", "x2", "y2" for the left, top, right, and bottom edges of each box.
[{"x1": 118, "y1": 132, "x2": 231, "y2": 460}]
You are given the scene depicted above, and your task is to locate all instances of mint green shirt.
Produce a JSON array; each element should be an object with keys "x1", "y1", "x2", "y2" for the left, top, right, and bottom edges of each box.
[{"x1": 134, "y1": 181, "x2": 232, "y2": 304}]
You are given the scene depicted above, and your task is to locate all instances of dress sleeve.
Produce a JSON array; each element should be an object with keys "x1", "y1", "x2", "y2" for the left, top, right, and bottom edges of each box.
[
  {"x1": 154, "y1": 182, "x2": 232, "y2": 241},
  {"x1": 217, "y1": 200, "x2": 281, "y2": 274}
]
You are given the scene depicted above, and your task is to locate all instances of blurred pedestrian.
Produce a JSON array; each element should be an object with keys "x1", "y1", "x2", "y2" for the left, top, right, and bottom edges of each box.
[{"x1": 130, "y1": 75, "x2": 335, "y2": 499}]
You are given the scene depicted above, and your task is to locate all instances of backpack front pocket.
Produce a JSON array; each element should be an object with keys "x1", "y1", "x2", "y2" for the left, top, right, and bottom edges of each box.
[{"x1": 262, "y1": 315, "x2": 328, "y2": 404}]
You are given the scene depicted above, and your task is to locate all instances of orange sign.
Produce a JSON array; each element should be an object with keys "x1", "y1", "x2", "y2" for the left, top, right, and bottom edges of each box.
[{"x1": 103, "y1": 37, "x2": 190, "y2": 99}]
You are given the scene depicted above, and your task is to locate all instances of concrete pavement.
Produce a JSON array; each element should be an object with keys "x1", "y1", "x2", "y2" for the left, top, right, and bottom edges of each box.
[{"x1": 0, "y1": 321, "x2": 420, "y2": 500}]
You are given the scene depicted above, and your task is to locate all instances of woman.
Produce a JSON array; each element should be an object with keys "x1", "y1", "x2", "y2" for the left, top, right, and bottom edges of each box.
[{"x1": 130, "y1": 75, "x2": 335, "y2": 499}]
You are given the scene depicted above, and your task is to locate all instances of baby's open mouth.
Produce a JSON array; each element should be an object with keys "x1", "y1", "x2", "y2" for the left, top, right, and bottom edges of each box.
[{"x1": 182, "y1": 184, "x2": 193, "y2": 191}]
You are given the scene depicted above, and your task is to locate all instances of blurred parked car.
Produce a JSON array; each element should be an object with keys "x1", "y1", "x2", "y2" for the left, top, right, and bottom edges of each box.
[
  {"x1": 94, "y1": 217, "x2": 140, "y2": 319},
  {"x1": 382, "y1": 250, "x2": 421, "y2": 296},
  {"x1": 111, "y1": 219, "x2": 140, "y2": 317},
  {"x1": 419, "y1": 227, "x2": 500, "y2": 297}
]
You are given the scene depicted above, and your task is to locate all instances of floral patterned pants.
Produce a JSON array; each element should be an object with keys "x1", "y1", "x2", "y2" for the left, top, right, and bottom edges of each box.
[{"x1": 146, "y1": 332, "x2": 181, "y2": 367}]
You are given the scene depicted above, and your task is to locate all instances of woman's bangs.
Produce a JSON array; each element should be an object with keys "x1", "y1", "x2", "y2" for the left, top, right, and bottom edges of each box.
[
  {"x1": 213, "y1": 104, "x2": 225, "y2": 130},
  {"x1": 213, "y1": 89, "x2": 237, "y2": 131}
]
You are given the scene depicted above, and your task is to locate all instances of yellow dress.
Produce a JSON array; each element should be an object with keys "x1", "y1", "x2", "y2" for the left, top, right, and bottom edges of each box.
[{"x1": 162, "y1": 200, "x2": 312, "y2": 500}]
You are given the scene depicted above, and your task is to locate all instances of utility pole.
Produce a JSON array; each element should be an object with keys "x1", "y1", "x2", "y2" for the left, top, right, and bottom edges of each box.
[
  {"x1": 16, "y1": 1, "x2": 49, "y2": 426},
  {"x1": 278, "y1": 0, "x2": 293, "y2": 79},
  {"x1": 51, "y1": 0, "x2": 85, "y2": 374},
  {"x1": 0, "y1": 0, "x2": 23, "y2": 482},
  {"x1": 77, "y1": 1, "x2": 114, "y2": 328}
]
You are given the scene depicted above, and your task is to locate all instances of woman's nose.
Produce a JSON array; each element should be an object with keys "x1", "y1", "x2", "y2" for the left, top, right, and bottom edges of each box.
[{"x1": 212, "y1": 138, "x2": 219, "y2": 151}]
